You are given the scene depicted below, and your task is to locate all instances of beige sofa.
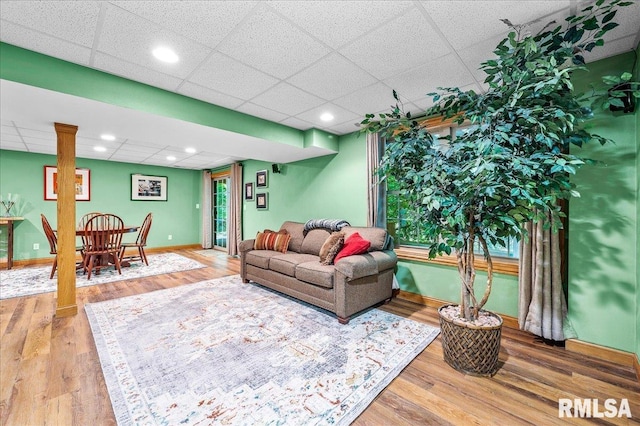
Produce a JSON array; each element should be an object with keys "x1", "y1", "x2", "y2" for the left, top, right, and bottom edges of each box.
[{"x1": 239, "y1": 221, "x2": 397, "y2": 324}]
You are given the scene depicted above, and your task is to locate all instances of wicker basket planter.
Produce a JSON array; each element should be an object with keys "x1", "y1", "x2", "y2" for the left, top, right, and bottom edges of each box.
[{"x1": 438, "y1": 304, "x2": 503, "y2": 377}]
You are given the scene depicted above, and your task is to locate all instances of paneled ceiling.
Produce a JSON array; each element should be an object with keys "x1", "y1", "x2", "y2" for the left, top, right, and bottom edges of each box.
[{"x1": 1, "y1": 1, "x2": 639, "y2": 169}]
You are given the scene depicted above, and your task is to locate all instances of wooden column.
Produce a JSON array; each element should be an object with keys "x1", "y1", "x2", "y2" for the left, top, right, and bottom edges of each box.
[{"x1": 54, "y1": 123, "x2": 78, "y2": 317}]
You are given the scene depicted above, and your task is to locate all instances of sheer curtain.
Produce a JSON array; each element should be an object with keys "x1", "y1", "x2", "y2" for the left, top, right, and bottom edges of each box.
[
  {"x1": 366, "y1": 133, "x2": 386, "y2": 228},
  {"x1": 201, "y1": 170, "x2": 212, "y2": 249},
  {"x1": 227, "y1": 162, "x2": 242, "y2": 256},
  {"x1": 518, "y1": 213, "x2": 566, "y2": 341}
]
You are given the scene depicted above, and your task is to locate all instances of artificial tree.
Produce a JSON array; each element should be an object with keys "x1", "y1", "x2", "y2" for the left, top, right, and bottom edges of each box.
[{"x1": 361, "y1": 0, "x2": 639, "y2": 326}]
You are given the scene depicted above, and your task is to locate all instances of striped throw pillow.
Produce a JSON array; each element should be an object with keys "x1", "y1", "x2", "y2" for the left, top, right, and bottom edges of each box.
[{"x1": 254, "y1": 230, "x2": 291, "y2": 253}]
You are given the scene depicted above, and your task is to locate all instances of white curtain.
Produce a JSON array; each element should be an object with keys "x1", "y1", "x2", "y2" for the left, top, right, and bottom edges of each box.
[
  {"x1": 518, "y1": 213, "x2": 566, "y2": 341},
  {"x1": 201, "y1": 170, "x2": 212, "y2": 249},
  {"x1": 227, "y1": 163, "x2": 242, "y2": 256},
  {"x1": 366, "y1": 133, "x2": 386, "y2": 228}
]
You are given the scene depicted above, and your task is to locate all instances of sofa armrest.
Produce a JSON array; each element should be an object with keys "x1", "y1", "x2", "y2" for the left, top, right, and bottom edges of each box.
[
  {"x1": 239, "y1": 239, "x2": 255, "y2": 253},
  {"x1": 334, "y1": 250, "x2": 397, "y2": 280}
]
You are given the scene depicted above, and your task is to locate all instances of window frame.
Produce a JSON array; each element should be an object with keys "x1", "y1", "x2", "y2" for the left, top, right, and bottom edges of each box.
[{"x1": 385, "y1": 115, "x2": 519, "y2": 276}]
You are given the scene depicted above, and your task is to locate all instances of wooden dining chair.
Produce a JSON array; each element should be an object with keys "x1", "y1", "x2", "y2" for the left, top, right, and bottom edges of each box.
[
  {"x1": 81, "y1": 213, "x2": 124, "y2": 279},
  {"x1": 119, "y1": 212, "x2": 152, "y2": 266},
  {"x1": 41, "y1": 214, "x2": 83, "y2": 279},
  {"x1": 78, "y1": 212, "x2": 102, "y2": 229}
]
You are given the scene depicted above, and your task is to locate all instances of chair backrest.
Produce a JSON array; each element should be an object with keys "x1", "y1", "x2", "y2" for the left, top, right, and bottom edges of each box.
[
  {"x1": 136, "y1": 213, "x2": 153, "y2": 245},
  {"x1": 78, "y1": 212, "x2": 102, "y2": 229},
  {"x1": 83, "y1": 214, "x2": 124, "y2": 253},
  {"x1": 41, "y1": 214, "x2": 57, "y2": 254}
]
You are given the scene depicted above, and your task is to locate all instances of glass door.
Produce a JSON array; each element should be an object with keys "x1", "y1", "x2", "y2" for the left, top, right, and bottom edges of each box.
[{"x1": 212, "y1": 177, "x2": 229, "y2": 249}]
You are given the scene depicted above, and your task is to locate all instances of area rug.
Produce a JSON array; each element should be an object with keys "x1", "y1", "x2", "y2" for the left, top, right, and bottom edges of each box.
[
  {"x1": 86, "y1": 275, "x2": 440, "y2": 425},
  {"x1": 0, "y1": 253, "x2": 206, "y2": 300}
]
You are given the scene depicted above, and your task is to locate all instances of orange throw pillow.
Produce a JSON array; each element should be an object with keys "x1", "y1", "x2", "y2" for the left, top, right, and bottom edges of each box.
[{"x1": 254, "y1": 230, "x2": 291, "y2": 253}]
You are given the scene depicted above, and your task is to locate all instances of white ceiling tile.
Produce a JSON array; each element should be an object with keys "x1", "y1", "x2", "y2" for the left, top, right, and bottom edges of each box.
[
  {"x1": 178, "y1": 82, "x2": 245, "y2": 110},
  {"x1": 324, "y1": 121, "x2": 362, "y2": 136},
  {"x1": 236, "y1": 103, "x2": 289, "y2": 123},
  {"x1": 0, "y1": 133, "x2": 22, "y2": 144},
  {"x1": 582, "y1": 34, "x2": 639, "y2": 64},
  {"x1": 250, "y1": 83, "x2": 325, "y2": 116},
  {"x1": 216, "y1": 5, "x2": 330, "y2": 79},
  {"x1": 457, "y1": 35, "x2": 506, "y2": 84},
  {"x1": 295, "y1": 103, "x2": 359, "y2": 129},
  {"x1": 188, "y1": 52, "x2": 279, "y2": 100},
  {"x1": 96, "y1": 4, "x2": 212, "y2": 79},
  {"x1": 25, "y1": 143, "x2": 56, "y2": 155},
  {"x1": 1, "y1": 125, "x2": 19, "y2": 136},
  {"x1": 279, "y1": 117, "x2": 315, "y2": 131},
  {"x1": 333, "y1": 82, "x2": 397, "y2": 116},
  {"x1": 0, "y1": 1, "x2": 101, "y2": 47},
  {"x1": 112, "y1": 1, "x2": 257, "y2": 48},
  {"x1": 384, "y1": 54, "x2": 476, "y2": 103},
  {"x1": 108, "y1": 151, "x2": 152, "y2": 162},
  {"x1": 287, "y1": 53, "x2": 377, "y2": 100},
  {"x1": 93, "y1": 53, "x2": 184, "y2": 92},
  {"x1": 18, "y1": 129, "x2": 54, "y2": 142},
  {"x1": 0, "y1": 19, "x2": 92, "y2": 66},
  {"x1": 0, "y1": 140, "x2": 26, "y2": 151},
  {"x1": 340, "y1": 7, "x2": 451, "y2": 80},
  {"x1": 268, "y1": 1, "x2": 414, "y2": 49},
  {"x1": 423, "y1": 1, "x2": 570, "y2": 50}
]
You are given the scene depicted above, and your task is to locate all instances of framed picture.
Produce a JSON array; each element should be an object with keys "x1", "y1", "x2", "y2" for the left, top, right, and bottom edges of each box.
[
  {"x1": 44, "y1": 165, "x2": 91, "y2": 201},
  {"x1": 256, "y1": 170, "x2": 268, "y2": 188},
  {"x1": 131, "y1": 174, "x2": 168, "y2": 201},
  {"x1": 256, "y1": 192, "x2": 268, "y2": 210},
  {"x1": 245, "y1": 182, "x2": 254, "y2": 201}
]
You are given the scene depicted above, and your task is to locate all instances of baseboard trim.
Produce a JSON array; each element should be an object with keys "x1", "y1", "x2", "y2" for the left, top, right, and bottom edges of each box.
[
  {"x1": 396, "y1": 290, "x2": 520, "y2": 330},
  {"x1": 565, "y1": 339, "x2": 637, "y2": 369},
  {"x1": 2, "y1": 244, "x2": 201, "y2": 269}
]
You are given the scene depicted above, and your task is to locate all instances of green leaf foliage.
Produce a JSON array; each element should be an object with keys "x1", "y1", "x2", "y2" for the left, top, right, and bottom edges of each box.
[{"x1": 359, "y1": 0, "x2": 638, "y2": 320}]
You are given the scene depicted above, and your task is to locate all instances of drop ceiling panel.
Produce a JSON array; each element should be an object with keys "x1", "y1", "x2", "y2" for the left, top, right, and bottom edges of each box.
[
  {"x1": 93, "y1": 53, "x2": 184, "y2": 92},
  {"x1": 287, "y1": 53, "x2": 377, "y2": 100},
  {"x1": 268, "y1": 0, "x2": 414, "y2": 49},
  {"x1": 235, "y1": 103, "x2": 290, "y2": 124},
  {"x1": 250, "y1": 83, "x2": 326, "y2": 116},
  {"x1": 177, "y1": 82, "x2": 246, "y2": 110},
  {"x1": 333, "y1": 82, "x2": 397, "y2": 117},
  {"x1": 216, "y1": 5, "x2": 331, "y2": 79},
  {"x1": 188, "y1": 52, "x2": 280, "y2": 100},
  {"x1": 295, "y1": 104, "x2": 359, "y2": 128},
  {"x1": 97, "y1": 4, "x2": 212, "y2": 79},
  {"x1": 339, "y1": 7, "x2": 452, "y2": 80}
]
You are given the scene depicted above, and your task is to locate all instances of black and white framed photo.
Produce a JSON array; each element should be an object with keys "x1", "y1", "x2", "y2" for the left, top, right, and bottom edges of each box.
[
  {"x1": 131, "y1": 174, "x2": 167, "y2": 201},
  {"x1": 256, "y1": 192, "x2": 268, "y2": 210},
  {"x1": 256, "y1": 169, "x2": 268, "y2": 188},
  {"x1": 245, "y1": 182, "x2": 254, "y2": 201}
]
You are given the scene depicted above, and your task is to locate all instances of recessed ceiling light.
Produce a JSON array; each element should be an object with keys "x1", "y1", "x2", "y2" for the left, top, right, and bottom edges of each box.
[
  {"x1": 185, "y1": 147, "x2": 196, "y2": 154},
  {"x1": 167, "y1": 155, "x2": 177, "y2": 161},
  {"x1": 100, "y1": 134, "x2": 116, "y2": 141},
  {"x1": 153, "y1": 46, "x2": 179, "y2": 63},
  {"x1": 320, "y1": 112, "x2": 334, "y2": 122},
  {"x1": 94, "y1": 146, "x2": 107, "y2": 152}
]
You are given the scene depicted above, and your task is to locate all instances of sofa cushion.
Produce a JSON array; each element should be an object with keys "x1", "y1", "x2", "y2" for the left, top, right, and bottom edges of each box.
[
  {"x1": 319, "y1": 231, "x2": 344, "y2": 265},
  {"x1": 334, "y1": 232, "x2": 371, "y2": 263},
  {"x1": 254, "y1": 230, "x2": 291, "y2": 253},
  {"x1": 342, "y1": 226, "x2": 388, "y2": 251},
  {"x1": 300, "y1": 228, "x2": 331, "y2": 256},
  {"x1": 295, "y1": 261, "x2": 335, "y2": 289},
  {"x1": 270, "y1": 253, "x2": 318, "y2": 277},
  {"x1": 245, "y1": 250, "x2": 282, "y2": 269},
  {"x1": 279, "y1": 221, "x2": 305, "y2": 252}
]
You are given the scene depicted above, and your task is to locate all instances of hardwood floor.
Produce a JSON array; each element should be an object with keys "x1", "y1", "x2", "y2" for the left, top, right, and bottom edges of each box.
[{"x1": 1, "y1": 248, "x2": 638, "y2": 425}]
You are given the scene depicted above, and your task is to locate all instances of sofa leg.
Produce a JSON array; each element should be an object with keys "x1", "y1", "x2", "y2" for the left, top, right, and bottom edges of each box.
[{"x1": 338, "y1": 316, "x2": 350, "y2": 325}]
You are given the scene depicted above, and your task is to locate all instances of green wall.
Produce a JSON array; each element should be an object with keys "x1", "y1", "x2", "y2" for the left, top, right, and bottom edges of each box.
[
  {"x1": 241, "y1": 131, "x2": 368, "y2": 238},
  {"x1": 0, "y1": 150, "x2": 201, "y2": 261},
  {"x1": 635, "y1": 43, "x2": 640, "y2": 364},
  {"x1": 569, "y1": 50, "x2": 639, "y2": 353}
]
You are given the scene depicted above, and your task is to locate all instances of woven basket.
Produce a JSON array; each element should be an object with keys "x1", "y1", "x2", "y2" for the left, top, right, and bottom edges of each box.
[{"x1": 438, "y1": 304, "x2": 503, "y2": 377}]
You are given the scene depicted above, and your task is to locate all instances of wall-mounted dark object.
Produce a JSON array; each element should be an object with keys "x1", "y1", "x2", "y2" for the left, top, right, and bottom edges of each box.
[
  {"x1": 608, "y1": 83, "x2": 636, "y2": 113},
  {"x1": 272, "y1": 163, "x2": 281, "y2": 174}
]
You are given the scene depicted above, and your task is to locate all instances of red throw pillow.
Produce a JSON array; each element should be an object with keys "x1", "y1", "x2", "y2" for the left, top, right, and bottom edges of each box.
[{"x1": 334, "y1": 232, "x2": 371, "y2": 263}]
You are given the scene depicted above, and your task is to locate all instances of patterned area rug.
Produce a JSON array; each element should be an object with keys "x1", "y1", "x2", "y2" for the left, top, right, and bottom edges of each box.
[
  {"x1": 86, "y1": 275, "x2": 440, "y2": 425},
  {"x1": 0, "y1": 253, "x2": 206, "y2": 300}
]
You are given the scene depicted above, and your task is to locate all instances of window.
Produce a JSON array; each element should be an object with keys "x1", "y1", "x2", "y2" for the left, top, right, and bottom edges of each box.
[{"x1": 385, "y1": 119, "x2": 519, "y2": 274}]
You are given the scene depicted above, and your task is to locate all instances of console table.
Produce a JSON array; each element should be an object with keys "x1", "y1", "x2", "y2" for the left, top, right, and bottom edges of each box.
[{"x1": 0, "y1": 217, "x2": 23, "y2": 270}]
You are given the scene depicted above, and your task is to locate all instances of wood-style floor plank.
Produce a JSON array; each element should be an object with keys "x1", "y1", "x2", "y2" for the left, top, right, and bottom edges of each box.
[{"x1": 1, "y1": 248, "x2": 638, "y2": 425}]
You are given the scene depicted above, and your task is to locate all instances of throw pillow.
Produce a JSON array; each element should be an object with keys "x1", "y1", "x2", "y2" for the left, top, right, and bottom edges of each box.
[
  {"x1": 319, "y1": 231, "x2": 345, "y2": 265},
  {"x1": 334, "y1": 232, "x2": 371, "y2": 263},
  {"x1": 254, "y1": 230, "x2": 291, "y2": 253}
]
